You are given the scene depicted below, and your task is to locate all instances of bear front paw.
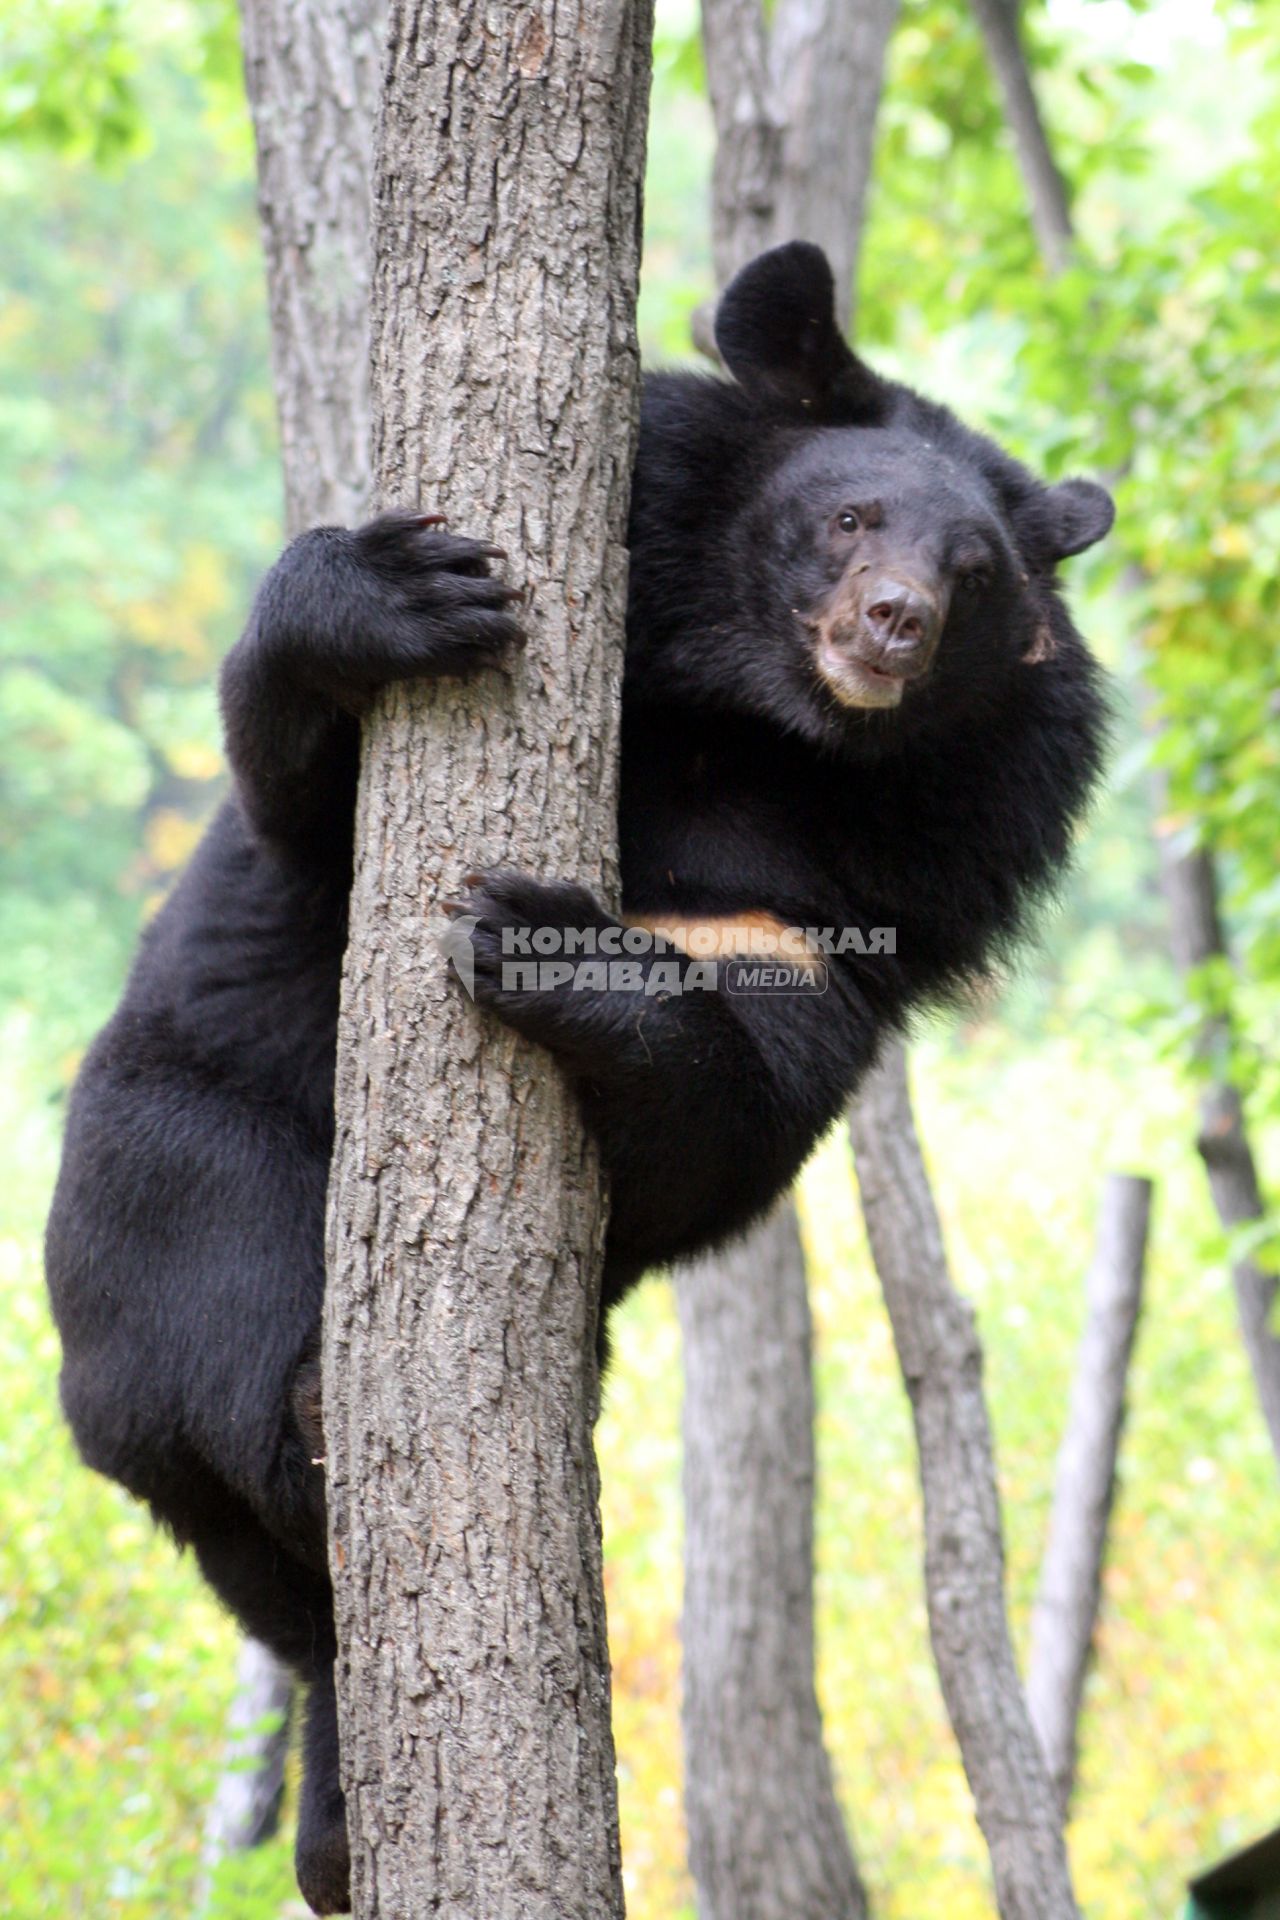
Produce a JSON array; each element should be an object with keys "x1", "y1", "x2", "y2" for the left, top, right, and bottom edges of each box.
[
  {"x1": 346, "y1": 509, "x2": 527, "y2": 680},
  {"x1": 440, "y1": 868, "x2": 616, "y2": 1054}
]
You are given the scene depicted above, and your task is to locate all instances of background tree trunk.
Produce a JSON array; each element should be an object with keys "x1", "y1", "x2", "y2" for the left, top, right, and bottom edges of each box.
[
  {"x1": 1026, "y1": 1173, "x2": 1150, "y2": 1815},
  {"x1": 849, "y1": 1045, "x2": 1080, "y2": 1920},
  {"x1": 678, "y1": 6, "x2": 897, "y2": 1914},
  {"x1": 201, "y1": 0, "x2": 388, "y2": 1872},
  {"x1": 322, "y1": 4, "x2": 653, "y2": 1915},
  {"x1": 1156, "y1": 840, "x2": 1280, "y2": 1461},
  {"x1": 240, "y1": 0, "x2": 385, "y2": 535},
  {"x1": 196, "y1": 1638, "x2": 293, "y2": 1909},
  {"x1": 678, "y1": 1204, "x2": 869, "y2": 1920},
  {"x1": 702, "y1": 0, "x2": 899, "y2": 323}
]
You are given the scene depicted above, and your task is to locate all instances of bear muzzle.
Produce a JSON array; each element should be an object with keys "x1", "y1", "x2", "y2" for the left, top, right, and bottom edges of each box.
[{"x1": 808, "y1": 571, "x2": 947, "y2": 710}]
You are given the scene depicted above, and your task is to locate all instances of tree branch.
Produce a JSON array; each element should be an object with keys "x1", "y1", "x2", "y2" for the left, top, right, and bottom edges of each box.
[
  {"x1": 967, "y1": 0, "x2": 1072, "y2": 273},
  {"x1": 849, "y1": 1044, "x2": 1080, "y2": 1920},
  {"x1": 1026, "y1": 1172, "x2": 1150, "y2": 1815},
  {"x1": 700, "y1": 0, "x2": 899, "y2": 327},
  {"x1": 1155, "y1": 838, "x2": 1280, "y2": 1459}
]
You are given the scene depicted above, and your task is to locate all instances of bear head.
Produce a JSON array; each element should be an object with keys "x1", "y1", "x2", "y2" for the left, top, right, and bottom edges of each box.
[{"x1": 628, "y1": 241, "x2": 1113, "y2": 758}]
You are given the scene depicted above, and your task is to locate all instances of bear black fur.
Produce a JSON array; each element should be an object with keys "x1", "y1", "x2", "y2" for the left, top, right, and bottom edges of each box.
[{"x1": 44, "y1": 243, "x2": 1112, "y2": 1914}]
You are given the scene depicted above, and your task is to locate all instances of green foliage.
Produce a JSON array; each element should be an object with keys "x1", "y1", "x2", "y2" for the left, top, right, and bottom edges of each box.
[
  {"x1": 862, "y1": 0, "x2": 1280, "y2": 1162},
  {"x1": 0, "y1": 0, "x2": 146, "y2": 164},
  {"x1": 0, "y1": 20, "x2": 278, "y2": 1066}
]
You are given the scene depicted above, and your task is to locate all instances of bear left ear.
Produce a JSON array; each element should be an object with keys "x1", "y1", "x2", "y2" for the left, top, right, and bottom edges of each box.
[
  {"x1": 1036, "y1": 478, "x2": 1115, "y2": 561},
  {"x1": 714, "y1": 241, "x2": 887, "y2": 422}
]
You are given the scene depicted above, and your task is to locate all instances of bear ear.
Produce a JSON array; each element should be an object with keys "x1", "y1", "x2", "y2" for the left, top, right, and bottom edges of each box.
[
  {"x1": 714, "y1": 241, "x2": 886, "y2": 422},
  {"x1": 1035, "y1": 478, "x2": 1115, "y2": 561}
]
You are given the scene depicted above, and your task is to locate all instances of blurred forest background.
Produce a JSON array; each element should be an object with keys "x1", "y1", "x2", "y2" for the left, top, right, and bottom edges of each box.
[{"x1": 2, "y1": 0, "x2": 1279, "y2": 1914}]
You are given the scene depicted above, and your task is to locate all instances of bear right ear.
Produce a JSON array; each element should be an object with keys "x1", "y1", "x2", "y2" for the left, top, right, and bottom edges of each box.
[{"x1": 714, "y1": 242, "x2": 887, "y2": 423}]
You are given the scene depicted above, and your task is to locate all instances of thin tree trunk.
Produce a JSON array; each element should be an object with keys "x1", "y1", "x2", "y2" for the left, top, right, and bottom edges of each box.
[
  {"x1": 322, "y1": 5, "x2": 653, "y2": 1916},
  {"x1": 966, "y1": 0, "x2": 1072, "y2": 273},
  {"x1": 1026, "y1": 1173, "x2": 1150, "y2": 1815},
  {"x1": 240, "y1": 0, "x2": 385, "y2": 535},
  {"x1": 1156, "y1": 842, "x2": 1280, "y2": 1460},
  {"x1": 973, "y1": 7, "x2": 1280, "y2": 1473},
  {"x1": 678, "y1": 1205, "x2": 869, "y2": 1920},
  {"x1": 206, "y1": 0, "x2": 388, "y2": 1866},
  {"x1": 848, "y1": 1044, "x2": 1080, "y2": 1920},
  {"x1": 677, "y1": 4, "x2": 898, "y2": 1913}
]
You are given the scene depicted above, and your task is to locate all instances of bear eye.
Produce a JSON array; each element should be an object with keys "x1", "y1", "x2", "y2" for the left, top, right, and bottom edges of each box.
[
  {"x1": 835, "y1": 508, "x2": 862, "y2": 535},
  {"x1": 957, "y1": 565, "x2": 990, "y2": 593}
]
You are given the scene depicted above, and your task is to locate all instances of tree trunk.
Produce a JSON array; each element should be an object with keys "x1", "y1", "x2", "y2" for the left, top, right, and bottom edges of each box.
[
  {"x1": 848, "y1": 1045, "x2": 1080, "y2": 1920},
  {"x1": 678, "y1": 1204, "x2": 869, "y2": 1920},
  {"x1": 677, "y1": 5, "x2": 898, "y2": 1914},
  {"x1": 322, "y1": 5, "x2": 652, "y2": 1916},
  {"x1": 1026, "y1": 1172, "x2": 1150, "y2": 1815},
  {"x1": 240, "y1": 0, "x2": 385, "y2": 535},
  {"x1": 700, "y1": 0, "x2": 898, "y2": 322}
]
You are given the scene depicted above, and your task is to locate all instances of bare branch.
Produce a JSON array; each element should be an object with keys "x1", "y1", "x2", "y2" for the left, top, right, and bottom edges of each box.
[
  {"x1": 1156, "y1": 841, "x2": 1280, "y2": 1459},
  {"x1": 1026, "y1": 1173, "x2": 1150, "y2": 1815},
  {"x1": 967, "y1": 0, "x2": 1073, "y2": 273},
  {"x1": 849, "y1": 1044, "x2": 1080, "y2": 1920},
  {"x1": 769, "y1": 0, "x2": 900, "y2": 324},
  {"x1": 700, "y1": 0, "x2": 784, "y2": 295}
]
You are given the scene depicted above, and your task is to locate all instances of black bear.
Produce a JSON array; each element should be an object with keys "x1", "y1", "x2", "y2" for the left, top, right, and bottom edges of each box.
[{"x1": 44, "y1": 242, "x2": 1112, "y2": 1914}]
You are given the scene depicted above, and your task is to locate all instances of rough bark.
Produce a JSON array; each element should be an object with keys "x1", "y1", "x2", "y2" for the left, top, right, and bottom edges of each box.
[
  {"x1": 848, "y1": 1044, "x2": 1080, "y2": 1920},
  {"x1": 1026, "y1": 1172, "x2": 1150, "y2": 1815},
  {"x1": 239, "y1": 0, "x2": 385, "y2": 535},
  {"x1": 966, "y1": 0, "x2": 1072, "y2": 273},
  {"x1": 678, "y1": 1204, "x2": 870, "y2": 1920},
  {"x1": 196, "y1": 1638, "x2": 294, "y2": 1909},
  {"x1": 677, "y1": 4, "x2": 899, "y2": 1913},
  {"x1": 322, "y1": 5, "x2": 653, "y2": 1916}
]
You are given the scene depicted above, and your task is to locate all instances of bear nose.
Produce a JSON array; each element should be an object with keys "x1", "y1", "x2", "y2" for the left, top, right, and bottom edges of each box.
[{"x1": 862, "y1": 580, "x2": 941, "y2": 672}]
